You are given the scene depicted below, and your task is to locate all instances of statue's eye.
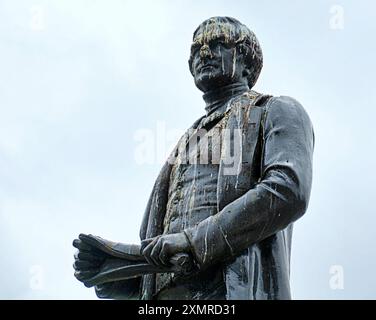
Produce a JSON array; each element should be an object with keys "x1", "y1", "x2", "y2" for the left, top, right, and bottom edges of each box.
[{"x1": 209, "y1": 41, "x2": 219, "y2": 50}]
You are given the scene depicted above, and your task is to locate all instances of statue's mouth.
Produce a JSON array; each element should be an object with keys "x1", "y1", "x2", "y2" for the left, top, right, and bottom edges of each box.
[{"x1": 199, "y1": 64, "x2": 217, "y2": 72}]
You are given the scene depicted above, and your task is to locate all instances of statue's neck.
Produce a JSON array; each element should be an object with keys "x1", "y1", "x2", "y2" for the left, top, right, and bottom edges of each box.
[{"x1": 203, "y1": 82, "x2": 249, "y2": 116}]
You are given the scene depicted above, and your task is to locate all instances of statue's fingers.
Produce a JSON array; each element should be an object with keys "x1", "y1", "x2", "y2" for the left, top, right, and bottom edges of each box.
[
  {"x1": 159, "y1": 245, "x2": 170, "y2": 266},
  {"x1": 73, "y1": 239, "x2": 94, "y2": 252},
  {"x1": 74, "y1": 251, "x2": 79, "y2": 261},
  {"x1": 73, "y1": 260, "x2": 99, "y2": 271},
  {"x1": 78, "y1": 234, "x2": 105, "y2": 252},
  {"x1": 141, "y1": 237, "x2": 159, "y2": 266},
  {"x1": 150, "y1": 238, "x2": 164, "y2": 266},
  {"x1": 74, "y1": 270, "x2": 99, "y2": 281},
  {"x1": 75, "y1": 251, "x2": 104, "y2": 262},
  {"x1": 74, "y1": 260, "x2": 97, "y2": 269},
  {"x1": 73, "y1": 239, "x2": 106, "y2": 258},
  {"x1": 141, "y1": 237, "x2": 156, "y2": 252}
]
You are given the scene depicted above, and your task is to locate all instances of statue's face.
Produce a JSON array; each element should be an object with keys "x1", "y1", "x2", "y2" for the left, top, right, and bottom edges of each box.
[{"x1": 190, "y1": 22, "x2": 249, "y2": 92}]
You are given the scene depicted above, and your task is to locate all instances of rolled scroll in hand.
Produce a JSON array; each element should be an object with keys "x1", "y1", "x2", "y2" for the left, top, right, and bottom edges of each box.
[{"x1": 72, "y1": 233, "x2": 194, "y2": 288}]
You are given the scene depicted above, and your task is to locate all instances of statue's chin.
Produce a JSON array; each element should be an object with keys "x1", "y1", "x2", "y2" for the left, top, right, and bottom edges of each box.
[{"x1": 195, "y1": 72, "x2": 226, "y2": 92}]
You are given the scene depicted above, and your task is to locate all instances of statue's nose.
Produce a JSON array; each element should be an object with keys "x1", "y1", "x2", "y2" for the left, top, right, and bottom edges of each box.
[{"x1": 200, "y1": 44, "x2": 212, "y2": 59}]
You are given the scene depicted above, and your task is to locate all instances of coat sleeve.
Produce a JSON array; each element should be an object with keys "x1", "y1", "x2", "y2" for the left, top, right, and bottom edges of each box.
[{"x1": 184, "y1": 96, "x2": 315, "y2": 269}]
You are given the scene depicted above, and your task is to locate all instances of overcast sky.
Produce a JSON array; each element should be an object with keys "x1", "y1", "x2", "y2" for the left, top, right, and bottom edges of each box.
[{"x1": 1, "y1": 0, "x2": 375, "y2": 299}]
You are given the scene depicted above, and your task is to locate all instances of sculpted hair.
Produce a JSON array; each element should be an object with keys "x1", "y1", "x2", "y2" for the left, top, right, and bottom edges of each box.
[{"x1": 189, "y1": 16, "x2": 263, "y2": 89}]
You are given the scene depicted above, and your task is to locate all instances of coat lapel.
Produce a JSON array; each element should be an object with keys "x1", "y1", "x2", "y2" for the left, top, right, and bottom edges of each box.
[{"x1": 217, "y1": 94, "x2": 264, "y2": 211}]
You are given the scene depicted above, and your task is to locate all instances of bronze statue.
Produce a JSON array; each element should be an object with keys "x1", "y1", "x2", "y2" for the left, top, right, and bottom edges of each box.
[{"x1": 73, "y1": 16, "x2": 314, "y2": 300}]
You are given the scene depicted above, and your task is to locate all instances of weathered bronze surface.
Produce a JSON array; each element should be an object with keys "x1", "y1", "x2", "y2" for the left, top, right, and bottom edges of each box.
[{"x1": 73, "y1": 16, "x2": 314, "y2": 300}]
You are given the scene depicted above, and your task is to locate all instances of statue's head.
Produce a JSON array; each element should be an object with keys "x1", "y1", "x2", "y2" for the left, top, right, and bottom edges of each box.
[{"x1": 189, "y1": 16, "x2": 263, "y2": 93}]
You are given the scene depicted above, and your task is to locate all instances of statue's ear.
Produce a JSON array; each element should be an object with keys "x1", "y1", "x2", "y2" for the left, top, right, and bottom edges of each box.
[
  {"x1": 242, "y1": 68, "x2": 251, "y2": 78},
  {"x1": 237, "y1": 43, "x2": 252, "y2": 78},
  {"x1": 188, "y1": 58, "x2": 194, "y2": 76},
  {"x1": 237, "y1": 42, "x2": 248, "y2": 56}
]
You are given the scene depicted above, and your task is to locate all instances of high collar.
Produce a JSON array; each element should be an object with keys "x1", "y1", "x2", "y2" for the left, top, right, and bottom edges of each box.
[{"x1": 203, "y1": 82, "x2": 249, "y2": 116}]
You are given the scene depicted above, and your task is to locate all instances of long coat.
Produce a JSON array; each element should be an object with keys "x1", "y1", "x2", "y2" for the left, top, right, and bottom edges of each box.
[{"x1": 95, "y1": 91, "x2": 314, "y2": 300}]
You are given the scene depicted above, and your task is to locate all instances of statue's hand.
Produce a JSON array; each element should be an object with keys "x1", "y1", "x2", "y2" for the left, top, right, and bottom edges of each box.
[
  {"x1": 141, "y1": 232, "x2": 191, "y2": 268},
  {"x1": 72, "y1": 234, "x2": 109, "y2": 283}
]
